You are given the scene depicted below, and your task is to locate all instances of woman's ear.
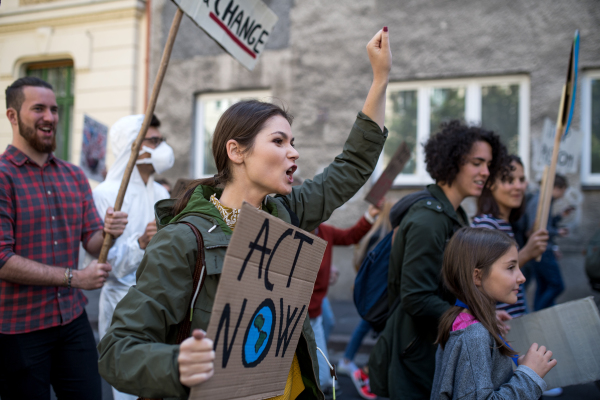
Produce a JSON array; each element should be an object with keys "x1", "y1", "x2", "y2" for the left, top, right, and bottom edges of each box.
[
  {"x1": 226, "y1": 139, "x2": 244, "y2": 165},
  {"x1": 473, "y1": 268, "x2": 483, "y2": 287}
]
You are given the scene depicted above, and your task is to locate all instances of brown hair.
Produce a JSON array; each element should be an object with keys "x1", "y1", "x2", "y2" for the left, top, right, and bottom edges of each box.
[
  {"x1": 554, "y1": 174, "x2": 568, "y2": 189},
  {"x1": 423, "y1": 120, "x2": 508, "y2": 187},
  {"x1": 5, "y1": 76, "x2": 53, "y2": 112},
  {"x1": 477, "y1": 155, "x2": 526, "y2": 223},
  {"x1": 436, "y1": 227, "x2": 517, "y2": 357},
  {"x1": 173, "y1": 100, "x2": 293, "y2": 215}
]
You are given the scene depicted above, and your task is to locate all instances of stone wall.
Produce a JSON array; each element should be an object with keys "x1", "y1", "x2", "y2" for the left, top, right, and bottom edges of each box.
[{"x1": 150, "y1": 0, "x2": 600, "y2": 300}]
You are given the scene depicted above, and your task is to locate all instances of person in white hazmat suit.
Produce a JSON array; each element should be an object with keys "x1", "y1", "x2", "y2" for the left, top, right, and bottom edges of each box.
[{"x1": 91, "y1": 114, "x2": 174, "y2": 400}]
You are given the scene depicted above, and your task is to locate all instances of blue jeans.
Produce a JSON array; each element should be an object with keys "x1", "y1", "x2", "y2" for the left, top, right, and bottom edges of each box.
[
  {"x1": 343, "y1": 318, "x2": 372, "y2": 361},
  {"x1": 321, "y1": 297, "x2": 335, "y2": 342},
  {"x1": 310, "y1": 316, "x2": 334, "y2": 389},
  {"x1": 531, "y1": 249, "x2": 565, "y2": 311}
]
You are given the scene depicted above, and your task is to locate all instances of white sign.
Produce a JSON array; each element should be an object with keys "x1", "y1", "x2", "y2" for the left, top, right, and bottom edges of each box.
[
  {"x1": 506, "y1": 297, "x2": 600, "y2": 389},
  {"x1": 80, "y1": 115, "x2": 108, "y2": 182},
  {"x1": 172, "y1": 0, "x2": 278, "y2": 71},
  {"x1": 532, "y1": 118, "x2": 582, "y2": 174}
]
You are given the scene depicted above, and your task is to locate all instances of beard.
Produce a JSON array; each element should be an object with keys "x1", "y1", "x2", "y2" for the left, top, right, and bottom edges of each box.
[{"x1": 18, "y1": 113, "x2": 56, "y2": 154}]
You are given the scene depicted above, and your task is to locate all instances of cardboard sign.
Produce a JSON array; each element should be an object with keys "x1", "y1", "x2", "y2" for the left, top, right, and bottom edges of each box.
[
  {"x1": 80, "y1": 115, "x2": 108, "y2": 182},
  {"x1": 532, "y1": 118, "x2": 582, "y2": 175},
  {"x1": 191, "y1": 203, "x2": 326, "y2": 400},
  {"x1": 506, "y1": 297, "x2": 600, "y2": 389},
  {"x1": 172, "y1": 0, "x2": 278, "y2": 71},
  {"x1": 365, "y1": 142, "x2": 411, "y2": 205}
]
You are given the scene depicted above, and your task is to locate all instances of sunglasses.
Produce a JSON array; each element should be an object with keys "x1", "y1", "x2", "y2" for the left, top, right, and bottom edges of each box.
[{"x1": 142, "y1": 137, "x2": 166, "y2": 146}]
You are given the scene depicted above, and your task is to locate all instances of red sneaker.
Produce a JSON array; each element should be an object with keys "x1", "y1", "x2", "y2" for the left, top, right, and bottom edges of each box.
[{"x1": 351, "y1": 369, "x2": 377, "y2": 399}]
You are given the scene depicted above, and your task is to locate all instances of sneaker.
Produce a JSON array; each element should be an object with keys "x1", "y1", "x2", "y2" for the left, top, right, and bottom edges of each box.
[
  {"x1": 337, "y1": 358, "x2": 358, "y2": 376},
  {"x1": 542, "y1": 387, "x2": 563, "y2": 397},
  {"x1": 351, "y1": 369, "x2": 377, "y2": 400}
]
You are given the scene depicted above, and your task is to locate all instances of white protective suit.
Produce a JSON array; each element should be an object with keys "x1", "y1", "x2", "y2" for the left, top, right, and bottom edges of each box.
[{"x1": 92, "y1": 115, "x2": 170, "y2": 400}]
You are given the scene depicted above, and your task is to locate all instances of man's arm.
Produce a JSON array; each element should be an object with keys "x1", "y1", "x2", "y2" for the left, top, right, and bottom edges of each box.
[
  {"x1": 85, "y1": 231, "x2": 104, "y2": 258},
  {"x1": 0, "y1": 254, "x2": 111, "y2": 290}
]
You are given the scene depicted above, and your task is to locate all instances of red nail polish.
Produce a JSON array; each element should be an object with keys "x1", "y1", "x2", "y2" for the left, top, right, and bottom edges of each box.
[{"x1": 383, "y1": 26, "x2": 388, "y2": 32}]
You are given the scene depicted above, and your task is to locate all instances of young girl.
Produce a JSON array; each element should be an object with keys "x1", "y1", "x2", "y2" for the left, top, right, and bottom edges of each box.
[
  {"x1": 473, "y1": 155, "x2": 548, "y2": 318},
  {"x1": 431, "y1": 227, "x2": 557, "y2": 400},
  {"x1": 98, "y1": 28, "x2": 391, "y2": 400}
]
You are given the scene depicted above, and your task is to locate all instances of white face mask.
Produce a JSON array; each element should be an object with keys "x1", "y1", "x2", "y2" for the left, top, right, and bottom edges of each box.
[{"x1": 136, "y1": 142, "x2": 175, "y2": 174}]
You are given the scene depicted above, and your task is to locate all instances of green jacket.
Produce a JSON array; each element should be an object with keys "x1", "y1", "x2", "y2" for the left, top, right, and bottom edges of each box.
[
  {"x1": 369, "y1": 184, "x2": 467, "y2": 399},
  {"x1": 97, "y1": 112, "x2": 387, "y2": 399}
]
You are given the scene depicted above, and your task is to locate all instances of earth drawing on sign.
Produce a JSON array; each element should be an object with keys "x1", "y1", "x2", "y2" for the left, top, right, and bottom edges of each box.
[
  {"x1": 242, "y1": 299, "x2": 276, "y2": 368},
  {"x1": 254, "y1": 314, "x2": 267, "y2": 352}
]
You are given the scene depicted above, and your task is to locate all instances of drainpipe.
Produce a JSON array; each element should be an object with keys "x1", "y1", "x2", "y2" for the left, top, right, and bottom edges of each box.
[{"x1": 144, "y1": 0, "x2": 151, "y2": 110}]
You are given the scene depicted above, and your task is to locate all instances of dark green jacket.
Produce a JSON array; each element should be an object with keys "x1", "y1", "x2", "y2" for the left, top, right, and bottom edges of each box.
[
  {"x1": 97, "y1": 112, "x2": 387, "y2": 399},
  {"x1": 370, "y1": 184, "x2": 467, "y2": 399}
]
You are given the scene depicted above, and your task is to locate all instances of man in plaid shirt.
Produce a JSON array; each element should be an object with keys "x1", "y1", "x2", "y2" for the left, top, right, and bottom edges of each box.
[{"x1": 0, "y1": 77, "x2": 128, "y2": 399}]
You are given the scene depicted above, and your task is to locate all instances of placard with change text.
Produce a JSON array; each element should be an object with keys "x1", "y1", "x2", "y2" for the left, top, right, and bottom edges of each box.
[{"x1": 171, "y1": 0, "x2": 278, "y2": 71}]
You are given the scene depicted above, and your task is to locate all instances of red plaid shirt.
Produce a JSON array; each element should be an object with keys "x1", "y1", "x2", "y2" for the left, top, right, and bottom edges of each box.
[{"x1": 0, "y1": 145, "x2": 103, "y2": 334}]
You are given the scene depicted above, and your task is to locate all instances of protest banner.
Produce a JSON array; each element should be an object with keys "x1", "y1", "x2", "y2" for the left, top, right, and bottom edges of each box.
[
  {"x1": 80, "y1": 115, "x2": 108, "y2": 182},
  {"x1": 191, "y1": 203, "x2": 326, "y2": 400},
  {"x1": 532, "y1": 118, "x2": 582, "y2": 175},
  {"x1": 533, "y1": 31, "x2": 579, "y2": 260},
  {"x1": 99, "y1": 0, "x2": 278, "y2": 263},
  {"x1": 506, "y1": 297, "x2": 600, "y2": 389},
  {"x1": 172, "y1": 0, "x2": 278, "y2": 71},
  {"x1": 365, "y1": 142, "x2": 411, "y2": 205}
]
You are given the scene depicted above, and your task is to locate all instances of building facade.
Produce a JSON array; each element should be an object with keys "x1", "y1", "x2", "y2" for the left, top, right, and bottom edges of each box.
[
  {"x1": 149, "y1": 0, "x2": 600, "y2": 300},
  {"x1": 2, "y1": 0, "x2": 598, "y2": 301},
  {"x1": 0, "y1": 0, "x2": 148, "y2": 168}
]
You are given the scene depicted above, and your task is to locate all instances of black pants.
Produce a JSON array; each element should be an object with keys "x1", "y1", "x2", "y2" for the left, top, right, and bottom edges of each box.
[{"x1": 0, "y1": 310, "x2": 101, "y2": 400}]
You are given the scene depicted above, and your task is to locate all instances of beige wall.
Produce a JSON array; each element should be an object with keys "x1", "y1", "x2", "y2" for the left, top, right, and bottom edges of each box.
[{"x1": 0, "y1": 0, "x2": 147, "y2": 169}]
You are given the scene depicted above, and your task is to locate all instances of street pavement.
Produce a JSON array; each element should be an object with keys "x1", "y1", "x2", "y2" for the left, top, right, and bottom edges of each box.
[{"x1": 70, "y1": 249, "x2": 600, "y2": 399}]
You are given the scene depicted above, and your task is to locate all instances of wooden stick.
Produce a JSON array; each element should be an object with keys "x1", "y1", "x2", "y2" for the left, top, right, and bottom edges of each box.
[
  {"x1": 533, "y1": 85, "x2": 566, "y2": 262},
  {"x1": 533, "y1": 166, "x2": 549, "y2": 233},
  {"x1": 98, "y1": 8, "x2": 184, "y2": 263}
]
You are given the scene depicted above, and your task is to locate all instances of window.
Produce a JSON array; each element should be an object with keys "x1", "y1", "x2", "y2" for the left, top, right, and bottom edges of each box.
[
  {"x1": 26, "y1": 60, "x2": 74, "y2": 161},
  {"x1": 194, "y1": 90, "x2": 271, "y2": 178},
  {"x1": 581, "y1": 71, "x2": 600, "y2": 185},
  {"x1": 378, "y1": 76, "x2": 530, "y2": 185}
]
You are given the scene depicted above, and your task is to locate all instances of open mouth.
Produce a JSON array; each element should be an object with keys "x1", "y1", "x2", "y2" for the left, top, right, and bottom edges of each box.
[
  {"x1": 38, "y1": 126, "x2": 54, "y2": 137},
  {"x1": 286, "y1": 165, "x2": 297, "y2": 183}
]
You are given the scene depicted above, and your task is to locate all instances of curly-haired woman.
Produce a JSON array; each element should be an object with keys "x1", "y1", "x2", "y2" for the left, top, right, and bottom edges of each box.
[{"x1": 370, "y1": 121, "x2": 508, "y2": 400}]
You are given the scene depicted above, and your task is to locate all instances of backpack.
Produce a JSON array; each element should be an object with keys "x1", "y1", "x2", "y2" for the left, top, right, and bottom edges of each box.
[
  {"x1": 585, "y1": 229, "x2": 600, "y2": 291},
  {"x1": 353, "y1": 190, "x2": 434, "y2": 332}
]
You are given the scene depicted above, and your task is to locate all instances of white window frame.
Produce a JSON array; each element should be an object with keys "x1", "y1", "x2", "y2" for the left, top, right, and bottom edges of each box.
[
  {"x1": 581, "y1": 70, "x2": 600, "y2": 185},
  {"x1": 375, "y1": 75, "x2": 530, "y2": 186},
  {"x1": 194, "y1": 90, "x2": 271, "y2": 178}
]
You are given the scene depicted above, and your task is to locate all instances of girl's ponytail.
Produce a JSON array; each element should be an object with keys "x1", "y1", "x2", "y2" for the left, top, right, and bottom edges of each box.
[{"x1": 172, "y1": 176, "x2": 219, "y2": 216}]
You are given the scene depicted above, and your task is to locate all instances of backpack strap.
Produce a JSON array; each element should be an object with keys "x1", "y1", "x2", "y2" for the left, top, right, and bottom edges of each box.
[
  {"x1": 280, "y1": 200, "x2": 300, "y2": 227},
  {"x1": 176, "y1": 221, "x2": 207, "y2": 344},
  {"x1": 389, "y1": 189, "x2": 435, "y2": 229},
  {"x1": 137, "y1": 221, "x2": 207, "y2": 400}
]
